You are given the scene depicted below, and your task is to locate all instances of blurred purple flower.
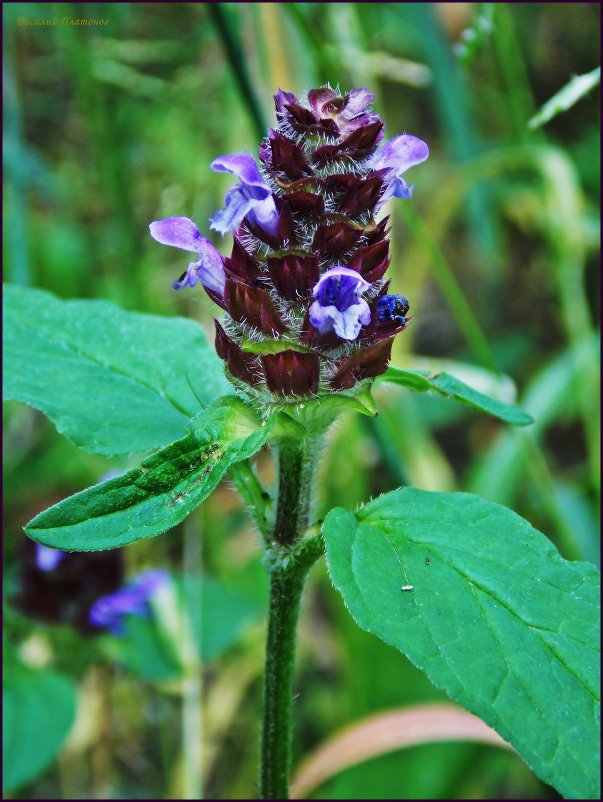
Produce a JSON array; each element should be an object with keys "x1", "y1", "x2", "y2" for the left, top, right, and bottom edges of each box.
[
  {"x1": 89, "y1": 569, "x2": 170, "y2": 635},
  {"x1": 210, "y1": 153, "x2": 280, "y2": 237},
  {"x1": 309, "y1": 266, "x2": 371, "y2": 341},
  {"x1": 149, "y1": 217, "x2": 225, "y2": 294},
  {"x1": 371, "y1": 134, "x2": 429, "y2": 203},
  {"x1": 35, "y1": 544, "x2": 65, "y2": 572}
]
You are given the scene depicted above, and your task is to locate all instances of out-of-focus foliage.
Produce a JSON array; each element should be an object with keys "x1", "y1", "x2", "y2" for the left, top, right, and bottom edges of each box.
[{"x1": 3, "y1": 2, "x2": 599, "y2": 799}]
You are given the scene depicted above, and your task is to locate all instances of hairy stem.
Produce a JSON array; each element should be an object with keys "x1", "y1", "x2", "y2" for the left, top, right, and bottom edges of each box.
[
  {"x1": 260, "y1": 562, "x2": 306, "y2": 800},
  {"x1": 273, "y1": 434, "x2": 319, "y2": 547},
  {"x1": 259, "y1": 432, "x2": 324, "y2": 799}
]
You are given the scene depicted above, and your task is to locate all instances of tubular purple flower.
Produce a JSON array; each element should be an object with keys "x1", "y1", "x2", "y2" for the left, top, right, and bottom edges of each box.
[
  {"x1": 89, "y1": 569, "x2": 169, "y2": 635},
  {"x1": 309, "y1": 266, "x2": 371, "y2": 341},
  {"x1": 35, "y1": 543, "x2": 65, "y2": 572},
  {"x1": 371, "y1": 134, "x2": 430, "y2": 203},
  {"x1": 210, "y1": 153, "x2": 280, "y2": 237},
  {"x1": 149, "y1": 217, "x2": 225, "y2": 294}
]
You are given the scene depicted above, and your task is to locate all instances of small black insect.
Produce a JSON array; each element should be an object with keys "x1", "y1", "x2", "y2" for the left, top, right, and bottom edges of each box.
[
  {"x1": 376, "y1": 294, "x2": 410, "y2": 327},
  {"x1": 425, "y1": 557, "x2": 430, "y2": 566}
]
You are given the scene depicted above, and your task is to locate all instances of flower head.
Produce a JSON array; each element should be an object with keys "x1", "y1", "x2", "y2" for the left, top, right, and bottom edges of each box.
[
  {"x1": 89, "y1": 569, "x2": 169, "y2": 635},
  {"x1": 150, "y1": 85, "x2": 428, "y2": 398}
]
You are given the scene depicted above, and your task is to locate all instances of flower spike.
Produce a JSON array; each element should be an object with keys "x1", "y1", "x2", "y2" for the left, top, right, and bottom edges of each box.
[{"x1": 150, "y1": 86, "x2": 428, "y2": 399}]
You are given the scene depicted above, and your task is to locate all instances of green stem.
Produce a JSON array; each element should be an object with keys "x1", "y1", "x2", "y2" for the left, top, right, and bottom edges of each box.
[
  {"x1": 260, "y1": 562, "x2": 306, "y2": 800},
  {"x1": 259, "y1": 433, "x2": 324, "y2": 799},
  {"x1": 273, "y1": 436, "x2": 317, "y2": 546}
]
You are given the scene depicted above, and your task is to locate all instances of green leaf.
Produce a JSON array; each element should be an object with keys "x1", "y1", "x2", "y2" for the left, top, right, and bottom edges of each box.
[
  {"x1": 375, "y1": 366, "x2": 433, "y2": 392},
  {"x1": 324, "y1": 488, "x2": 600, "y2": 799},
  {"x1": 429, "y1": 372, "x2": 533, "y2": 425},
  {"x1": 24, "y1": 397, "x2": 273, "y2": 551},
  {"x1": 379, "y1": 366, "x2": 533, "y2": 426},
  {"x1": 2, "y1": 284, "x2": 229, "y2": 455},
  {"x1": 3, "y1": 669, "x2": 77, "y2": 793},
  {"x1": 529, "y1": 66, "x2": 600, "y2": 129},
  {"x1": 186, "y1": 575, "x2": 265, "y2": 662},
  {"x1": 114, "y1": 614, "x2": 183, "y2": 682}
]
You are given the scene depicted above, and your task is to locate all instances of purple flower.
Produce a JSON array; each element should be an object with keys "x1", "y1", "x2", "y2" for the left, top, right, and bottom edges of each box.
[
  {"x1": 89, "y1": 569, "x2": 169, "y2": 635},
  {"x1": 309, "y1": 266, "x2": 371, "y2": 341},
  {"x1": 371, "y1": 134, "x2": 429, "y2": 202},
  {"x1": 35, "y1": 544, "x2": 65, "y2": 572},
  {"x1": 149, "y1": 217, "x2": 225, "y2": 294},
  {"x1": 210, "y1": 153, "x2": 280, "y2": 237}
]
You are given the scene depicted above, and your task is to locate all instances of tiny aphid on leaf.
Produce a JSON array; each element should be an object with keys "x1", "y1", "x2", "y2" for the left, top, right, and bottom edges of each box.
[{"x1": 169, "y1": 491, "x2": 187, "y2": 507}]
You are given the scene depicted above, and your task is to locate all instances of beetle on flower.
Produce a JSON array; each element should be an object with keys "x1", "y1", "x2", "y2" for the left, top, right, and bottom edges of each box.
[{"x1": 150, "y1": 85, "x2": 428, "y2": 398}]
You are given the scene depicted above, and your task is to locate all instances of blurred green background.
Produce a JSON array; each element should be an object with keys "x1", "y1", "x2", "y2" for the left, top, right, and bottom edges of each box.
[{"x1": 3, "y1": 2, "x2": 600, "y2": 799}]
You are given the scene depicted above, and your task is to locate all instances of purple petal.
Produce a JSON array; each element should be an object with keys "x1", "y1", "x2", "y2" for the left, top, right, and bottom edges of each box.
[
  {"x1": 372, "y1": 134, "x2": 429, "y2": 175},
  {"x1": 149, "y1": 217, "x2": 204, "y2": 252},
  {"x1": 99, "y1": 469, "x2": 122, "y2": 484},
  {"x1": 209, "y1": 185, "x2": 254, "y2": 235},
  {"x1": 89, "y1": 569, "x2": 169, "y2": 634},
  {"x1": 313, "y1": 266, "x2": 371, "y2": 308},
  {"x1": 246, "y1": 195, "x2": 280, "y2": 237},
  {"x1": 35, "y1": 543, "x2": 65, "y2": 572},
  {"x1": 391, "y1": 177, "x2": 414, "y2": 200},
  {"x1": 274, "y1": 88, "x2": 299, "y2": 113},
  {"x1": 129, "y1": 569, "x2": 170, "y2": 599},
  {"x1": 210, "y1": 184, "x2": 280, "y2": 239},
  {"x1": 309, "y1": 299, "x2": 371, "y2": 341},
  {"x1": 309, "y1": 300, "x2": 335, "y2": 334},
  {"x1": 172, "y1": 260, "x2": 202, "y2": 291},
  {"x1": 193, "y1": 241, "x2": 225, "y2": 294},
  {"x1": 173, "y1": 253, "x2": 225, "y2": 296},
  {"x1": 310, "y1": 266, "x2": 372, "y2": 341},
  {"x1": 344, "y1": 87, "x2": 374, "y2": 118},
  {"x1": 210, "y1": 153, "x2": 271, "y2": 201}
]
